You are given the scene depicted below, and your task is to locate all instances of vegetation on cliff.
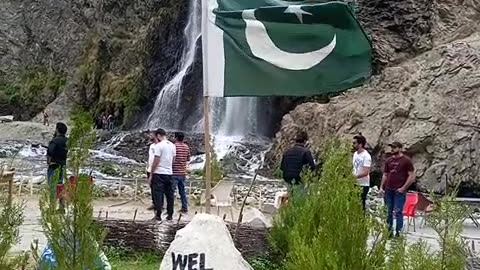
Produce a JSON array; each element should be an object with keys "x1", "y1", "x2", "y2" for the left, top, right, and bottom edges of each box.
[{"x1": 0, "y1": 67, "x2": 66, "y2": 120}]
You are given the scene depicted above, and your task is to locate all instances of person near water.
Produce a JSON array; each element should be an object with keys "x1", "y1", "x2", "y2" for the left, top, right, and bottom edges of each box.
[
  {"x1": 107, "y1": 114, "x2": 114, "y2": 130},
  {"x1": 148, "y1": 128, "x2": 176, "y2": 221},
  {"x1": 352, "y1": 133, "x2": 372, "y2": 211},
  {"x1": 101, "y1": 114, "x2": 107, "y2": 130},
  {"x1": 146, "y1": 131, "x2": 158, "y2": 211},
  {"x1": 280, "y1": 131, "x2": 315, "y2": 186},
  {"x1": 42, "y1": 110, "x2": 49, "y2": 126},
  {"x1": 380, "y1": 141, "x2": 415, "y2": 237},
  {"x1": 46, "y1": 123, "x2": 68, "y2": 199},
  {"x1": 172, "y1": 132, "x2": 191, "y2": 213}
]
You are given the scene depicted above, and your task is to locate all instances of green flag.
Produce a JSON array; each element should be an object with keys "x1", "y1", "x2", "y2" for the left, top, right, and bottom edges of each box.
[{"x1": 202, "y1": 0, "x2": 372, "y2": 97}]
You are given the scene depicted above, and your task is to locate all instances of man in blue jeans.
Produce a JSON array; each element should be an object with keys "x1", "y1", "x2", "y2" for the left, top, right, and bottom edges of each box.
[
  {"x1": 46, "y1": 123, "x2": 68, "y2": 200},
  {"x1": 380, "y1": 141, "x2": 415, "y2": 237},
  {"x1": 172, "y1": 132, "x2": 191, "y2": 213}
]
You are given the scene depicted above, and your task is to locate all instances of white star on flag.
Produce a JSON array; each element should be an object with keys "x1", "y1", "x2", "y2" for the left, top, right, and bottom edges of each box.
[{"x1": 284, "y1": 5, "x2": 312, "y2": 23}]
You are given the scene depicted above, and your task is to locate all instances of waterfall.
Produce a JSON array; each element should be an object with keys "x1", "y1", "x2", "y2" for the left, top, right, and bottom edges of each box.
[
  {"x1": 144, "y1": 0, "x2": 201, "y2": 130},
  {"x1": 145, "y1": 0, "x2": 262, "y2": 138},
  {"x1": 216, "y1": 97, "x2": 258, "y2": 136}
]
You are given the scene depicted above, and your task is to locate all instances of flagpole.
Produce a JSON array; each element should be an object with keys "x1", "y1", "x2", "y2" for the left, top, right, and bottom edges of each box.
[
  {"x1": 203, "y1": 96, "x2": 212, "y2": 214},
  {"x1": 201, "y1": 0, "x2": 212, "y2": 214}
]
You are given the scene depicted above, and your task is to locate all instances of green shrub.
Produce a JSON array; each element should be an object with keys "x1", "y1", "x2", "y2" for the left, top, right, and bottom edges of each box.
[
  {"x1": 249, "y1": 256, "x2": 282, "y2": 270},
  {"x1": 269, "y1": 137, "x2": 468, "y2": 270},
  {"x1": 0, "y1": 195, "x2": 27, "y2": 270},
  {"x1": 38, "y1": 110, "x2": 106, "y2": 269},
  {"x1": 99, "y1": 162, "x2": 117, "y2": 176}
]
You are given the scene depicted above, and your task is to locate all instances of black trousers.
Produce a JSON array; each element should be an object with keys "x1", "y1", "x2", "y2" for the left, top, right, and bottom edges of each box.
[
  {"x1": 152, "y1": 174, "x2": 174, "y2": 218},
  {"x1": 360, "y1": 186, "x2": 370, "y2": 211}
]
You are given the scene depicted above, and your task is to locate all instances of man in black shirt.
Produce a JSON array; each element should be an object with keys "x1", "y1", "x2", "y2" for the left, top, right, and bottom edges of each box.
[
  {"x1": 280, "y1": 131, "x2": 315, "y2": 186},
  {"x1": 47, "y1": 122, "x2": 68, "y2": 197}
]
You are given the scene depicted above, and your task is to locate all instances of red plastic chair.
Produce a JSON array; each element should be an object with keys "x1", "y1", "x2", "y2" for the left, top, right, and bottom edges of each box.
[{"x1": 403, "y1": 192, "x2": 419, "y2": 232}]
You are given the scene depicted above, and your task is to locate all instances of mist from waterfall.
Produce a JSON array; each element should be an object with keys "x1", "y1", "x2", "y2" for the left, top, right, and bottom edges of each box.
[{"x1": 144, "y1": 0, "x2": 201, "y2": 130}]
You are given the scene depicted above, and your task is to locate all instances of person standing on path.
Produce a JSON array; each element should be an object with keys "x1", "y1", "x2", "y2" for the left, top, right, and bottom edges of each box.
[
  {"x1": 148, "y1": 129, "x2": 176, "y2": 221},
  {"x1": 146, "y1": 131, "x2": 158, "y2": 211},
  {"x1": 280, "y1": 131, "x2": 315, "y2": 187},
  {"x1": 352, "y1": 133, "x2": 372, "y2": 211},
  {"x1": 172, "y1": 132, "x2": 191, "y2": 213},
  {"x1": 380, "y1": 141, "x2": 415, "y2": 237},
  {"x1": 46, "y1": 123, "x2": 68, "y2": 199},
  {"x1": 42, "y1": 110, "x2": 49, "y2": 126}
]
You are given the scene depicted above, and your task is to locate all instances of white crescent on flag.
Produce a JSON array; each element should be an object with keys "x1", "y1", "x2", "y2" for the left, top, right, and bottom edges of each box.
[{"x1": 242, "y1": 8, "x2": 336, "y2": 71}]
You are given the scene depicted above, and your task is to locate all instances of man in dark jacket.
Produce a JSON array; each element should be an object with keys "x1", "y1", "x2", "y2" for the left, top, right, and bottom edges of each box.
[
  {"x1": 47, "y1": 122, "x2": 68, "y2": 196},
  {"x1": 280, "y1": 131, "x2": 315, "y2": 186}
]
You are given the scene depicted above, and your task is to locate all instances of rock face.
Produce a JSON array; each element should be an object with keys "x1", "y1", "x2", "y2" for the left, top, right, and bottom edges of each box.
[
  {"x1": 0, "y1": 0, "x2": 189, "y2": 126},
  {"x1": 266, "y1": 35, "x2": 480, "y2": 195},
  {"x1": 159, "y1": 214, "x2": 253, "y2": 270},
  {"x1": 265, "y1": 0, "x2": 480, "y2": 195}
]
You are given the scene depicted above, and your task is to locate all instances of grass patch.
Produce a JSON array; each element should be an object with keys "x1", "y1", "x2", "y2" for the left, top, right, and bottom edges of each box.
[{"x1": 105, "y1": 247, "x2": 161, "y2": 270}]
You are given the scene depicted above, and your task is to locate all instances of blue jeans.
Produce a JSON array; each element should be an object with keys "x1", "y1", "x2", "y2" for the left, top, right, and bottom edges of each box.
[
  {"x1": 384, "y1": 190, "x2": 406, "y2": 233},
  {"x1": 173, "y1": 175, "x2": 188, "y2": 211},
  {"x1": 47, "y1": 166, "x2": 65, "y2": 202}
]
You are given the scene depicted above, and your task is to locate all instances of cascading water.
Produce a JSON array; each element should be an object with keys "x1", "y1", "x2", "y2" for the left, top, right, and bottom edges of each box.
[
  {"x1": 145, "y1": 0, "x2": 202, "y2": 130},
  {"x1": 216, "y1": 97, "x2": 258, "y2": 136},
  {"x1": 141, "y1": 0, "x2": 272, "y2": 172}
]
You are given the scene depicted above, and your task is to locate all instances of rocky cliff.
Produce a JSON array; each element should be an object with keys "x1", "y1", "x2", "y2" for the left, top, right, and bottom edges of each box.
[
  {"x1": 265, "y1": 0, "x2": 480, "y2": 195},
  {"x1": 0, "y1": 0, "x2": 191, "y2": 127}
]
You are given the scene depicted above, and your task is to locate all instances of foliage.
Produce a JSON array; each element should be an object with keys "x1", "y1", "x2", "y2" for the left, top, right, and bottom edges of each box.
[
  {"x1": 272, "y1": 138, "x2": 382, "y2": 270},
  {"x1": 0, "y1": 67, "x2": 66, "y2": 118},
  {"x1": 104, "y1": 247, "x2": 160, "y2": 270},
  {"x1": 201, "y1": 142, "x2": 224, "y2": 187},
  {"x1": 67, "y1": 110, "x2": 96, "y2": 176},
  {"x1": 272, "y1": 164, "x2": 283, "y2": 179},
  {"x1": 80, "y1": 33, "x2": 146, "y2": 127},
  {"x1": 38, "y1": 110, "x2": 107, "y2": 270},
  {"x1": 0, "y1": 195, "x2": 27, "y2": 270},
  {"x1": 249, "y1": 256, "x2": 282, "y2": 270},
  {"x1": 269, "y1": 137, "x2": 468, "y2": 270},
  {"x1": 99, "y1": 162, "x2": 117, "y2": 176}
]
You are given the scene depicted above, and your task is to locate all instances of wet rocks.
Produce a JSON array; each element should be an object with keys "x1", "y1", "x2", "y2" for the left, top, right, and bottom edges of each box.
[
  {"x1": 219, "y1": 135, "x2": 272, "y2": 175},
  {"x1": 96, "y1": 130, "x2": 205, "y2": 163}
]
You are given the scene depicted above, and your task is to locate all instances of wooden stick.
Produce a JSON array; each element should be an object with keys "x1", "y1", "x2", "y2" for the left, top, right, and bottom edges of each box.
[
  {"x1": 118, "y1": 178, "x2": 122, "y2": 198},
  {"x1": 30, "y1": 173, "x2": 34, "y2": 196},
  {"x1": 234, "y1": 172, "x2": 258, "y2": 241},
  {"x1": 204, "y1": 96, "x2": 212, "y2": 214},
  {"x1": 8, "y1": 173, "x2": 13, "y2": 205},
  {"x1": 134, "y1": 177, "x2": 138, "y2": 202}
]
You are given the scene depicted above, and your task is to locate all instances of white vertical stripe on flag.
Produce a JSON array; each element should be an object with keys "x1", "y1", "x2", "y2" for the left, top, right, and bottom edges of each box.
[{"x1": 202, "y1": 0, "x2": 225, "y2": 97}]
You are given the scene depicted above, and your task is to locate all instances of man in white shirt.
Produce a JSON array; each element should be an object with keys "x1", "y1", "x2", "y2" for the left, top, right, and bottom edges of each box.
[
  {"x1": 352, "y1": 133, "x2": 372, "y2": 211},
  {"x1": 146, "y1": 131, "x2": 158, "y2": 211},
  {"x1": 148, "y1": 128, "x2": 176, "y2": 221}
]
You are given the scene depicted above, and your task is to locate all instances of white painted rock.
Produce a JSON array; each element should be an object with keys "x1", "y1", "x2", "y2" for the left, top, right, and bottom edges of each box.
[
  {"x1": 0, "y1": 115, "x2": 14, "y2": 123},
  {"x1": 242, "y1": 208, "x2": 272, "y2": 228},
  {"x1": 159, "y1": 214, "x2": 253, "y2": 270}
]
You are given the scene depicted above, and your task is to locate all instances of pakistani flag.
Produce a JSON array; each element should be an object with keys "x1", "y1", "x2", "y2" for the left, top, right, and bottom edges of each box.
[{"x1": 201, "y1": 0, "x2": 372, "y2": 97}]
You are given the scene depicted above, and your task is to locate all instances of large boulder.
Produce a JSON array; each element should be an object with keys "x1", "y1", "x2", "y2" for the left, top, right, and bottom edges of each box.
[
  {"x1": 159, "y1": 214, "x2": 253, "y2": 270},
  {"x1": 265, "y1": 35, "x2": 480, "y2": 196}
]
